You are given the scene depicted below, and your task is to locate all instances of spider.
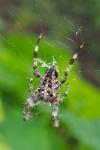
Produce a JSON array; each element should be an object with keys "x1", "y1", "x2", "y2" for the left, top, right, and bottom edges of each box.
[{"x1": 23, "y1": 33, "x2": 84, "y2": 127}]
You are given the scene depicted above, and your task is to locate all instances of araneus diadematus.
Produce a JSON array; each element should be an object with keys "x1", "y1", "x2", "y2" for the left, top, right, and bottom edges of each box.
[{"x1": 23, "y1": 33, "x2": 84, "y2": 127}]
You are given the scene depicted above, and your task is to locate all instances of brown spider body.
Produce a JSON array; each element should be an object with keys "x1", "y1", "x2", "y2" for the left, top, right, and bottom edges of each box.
[
  {"x1": 23, "y1": 33, "x2": 84, "y2": 127},
  {"x1": 38, "y1": 66, "x2": 60, "y2": 104}
]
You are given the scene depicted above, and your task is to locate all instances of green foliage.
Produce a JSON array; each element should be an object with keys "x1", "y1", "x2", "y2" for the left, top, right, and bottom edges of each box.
[{"x1": 0, "y1": 34, "x2": 100, "y2": 150}]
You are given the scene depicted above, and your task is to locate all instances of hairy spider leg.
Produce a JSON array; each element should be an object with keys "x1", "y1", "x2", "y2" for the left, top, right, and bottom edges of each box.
[
  {"x1": 33, "y1": 33, "x2": 43, "y2": 78},
  {"x1": 29, "y1": 33, "x2": 43, "y2": 95},
  {"x1": 62, "y1": 83, "x2": 69, "y2": 101},
  {"x1": 23, "y1": 93, "x2": 40, "y2": 121},
  {"x1": 29, "y1": 76, "x2": 34, "y2": 95},
  {"x1": 51, "y1": 103, "x2": 59, "y2": 127},
  {"x1": 60, "y1": 42, "x2": 85, "y2": 86}
]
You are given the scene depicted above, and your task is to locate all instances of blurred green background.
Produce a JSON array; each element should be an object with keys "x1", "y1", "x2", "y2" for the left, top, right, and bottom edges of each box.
[{"x1": 0, "y1": 0, "x2": 100, "y2": 150}]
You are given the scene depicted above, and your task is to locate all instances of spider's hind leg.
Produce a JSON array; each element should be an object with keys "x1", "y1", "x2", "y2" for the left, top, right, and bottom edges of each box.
[
  {"x1": 29, "y1": 34, "x2": 43, "y2": 95},
  {"x1": 29, "y1": 76, "x2": 34, "y2": 95},
  {"x1": 33, "y1": 33, "x2": 43, "y2": 79},
  {"x1": 62, "y1": 83, "x2": 69, "y2": 100},
  {"x1": 60, "y1": 42, "x2": 85, "y2": 86}
]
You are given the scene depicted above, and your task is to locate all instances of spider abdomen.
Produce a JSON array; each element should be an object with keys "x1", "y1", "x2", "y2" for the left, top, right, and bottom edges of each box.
[{"x1": 38, "y1": 66, "x2": 59, "y2": 103}]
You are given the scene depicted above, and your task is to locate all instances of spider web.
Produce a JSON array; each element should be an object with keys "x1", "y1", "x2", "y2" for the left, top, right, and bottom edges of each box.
[{"x1": 0, "y1": 1, "x2": 100, "y2": 87}]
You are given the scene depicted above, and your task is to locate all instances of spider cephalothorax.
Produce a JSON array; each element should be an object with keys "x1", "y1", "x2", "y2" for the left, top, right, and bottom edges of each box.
[{"x1": 23, "y1": 33, "x2": 84, "y2": 127}]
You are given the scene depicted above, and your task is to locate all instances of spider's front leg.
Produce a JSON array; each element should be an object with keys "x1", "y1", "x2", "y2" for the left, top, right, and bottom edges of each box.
[
  {"x1": 23, "y1": 93, "x2": 40, "y2": 121},
  {"x1": 33, "y1": 33, "x2": 43, "y2": 79},
  {"x1": 51, "y1": 103, "x2": 60, "y2": 128}
]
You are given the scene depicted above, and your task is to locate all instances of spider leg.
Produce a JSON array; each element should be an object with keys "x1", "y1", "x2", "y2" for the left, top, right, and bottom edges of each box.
[
  {"x1": 29, "y1": 76, "x2": 34, "y2": 95},
  {"x1": 51, "y1": 103, "x2": 59, "y2": 128},
  {"x1": 23, "y1": 94, "x2": 40, "y2": 121},
  {"x1": 62, "y1": 83, "x2": 69, "y2": 101},
  {"x1": 29, "y1": 34, "x2": 43, "y2": 95},
  {"x1": 33, "y1": 33, "x2": 43, "y2": 79},
  {"x1": 60, "y1": 42, "x2": 85, "y2": 86}
]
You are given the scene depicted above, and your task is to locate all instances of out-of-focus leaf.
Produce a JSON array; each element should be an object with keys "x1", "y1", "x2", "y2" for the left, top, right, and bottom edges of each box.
[
  {"x1": 62, "y1": 111, "x2": 100, "y2": 150},
  {"x1": 0, "y1": 136, "x2": 11, "y2": 150},
  {"x1": 0, "y1": 107, "x2": 67, "y2": 150},
  {"x1": 0, "y1": 99, "x2": 5, "y2": 123}
]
